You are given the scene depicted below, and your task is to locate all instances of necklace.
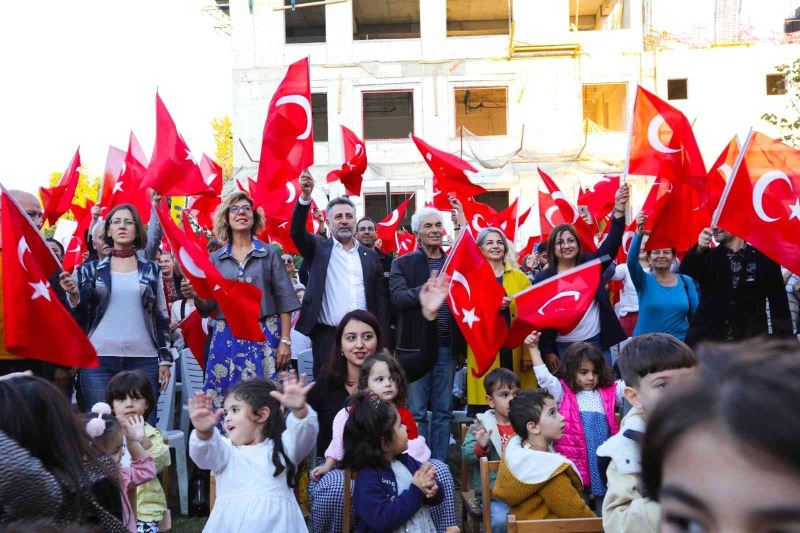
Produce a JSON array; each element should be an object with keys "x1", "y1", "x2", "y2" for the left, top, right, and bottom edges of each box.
[{"x1": 110, "y1": 249, "x2": 136, "y2": 258}]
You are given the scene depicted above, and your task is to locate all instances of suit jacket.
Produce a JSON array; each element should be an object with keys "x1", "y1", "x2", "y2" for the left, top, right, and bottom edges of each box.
[
  {"x1": 290, "y1": 200, "x2": 388, "y2": 337},
  {"x1": 390, "y1": 249, "x2": 466, "y2": 358},
  {"x1": 680, "y1": 243, "x2": 792, "y2": 345}
]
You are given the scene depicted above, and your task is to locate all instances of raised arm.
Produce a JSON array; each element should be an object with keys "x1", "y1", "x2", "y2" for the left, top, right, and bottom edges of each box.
[
  {"x1": 290, "y1": 170, "x2": 319, "y2": 261},
  {"x1": 626, "y1": 218, "x2": 648, "y2": 292}
]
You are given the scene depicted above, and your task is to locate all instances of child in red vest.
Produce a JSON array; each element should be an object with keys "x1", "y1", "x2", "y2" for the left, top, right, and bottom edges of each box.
[{"x1": 526, "y1": 332, "x2": 623, "y2": 514}]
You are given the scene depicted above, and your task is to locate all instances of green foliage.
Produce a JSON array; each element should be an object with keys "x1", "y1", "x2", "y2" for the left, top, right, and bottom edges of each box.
[{"x1": 761, "y1": 60, "x2": 800, "y2": 148}]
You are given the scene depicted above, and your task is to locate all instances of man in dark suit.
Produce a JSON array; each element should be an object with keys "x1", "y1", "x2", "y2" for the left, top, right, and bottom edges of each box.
[
  {"x1": 390, "y1": 207, "x2": 466, "y2": 461},
  {"x1": 291, "y1": 171, "x2": 389, "y2": 375}
]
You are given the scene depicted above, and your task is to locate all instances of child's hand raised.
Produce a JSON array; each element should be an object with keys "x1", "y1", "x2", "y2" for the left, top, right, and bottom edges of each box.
[
  {"x1": 270, "y1": 369, "x2": 315, "y2": 419},
  {"x1": 121, "y1": 414, "x2": 147, "y2": 443},
  {"x1": 471, "y1": 422, "x2": 492, "y2": 451},
  {"x1": 524, "y1": 331, "x2": 541, "y2": 348},
  {"x1": 188, "y1": 390, "x2": 223, "y2": 439}
]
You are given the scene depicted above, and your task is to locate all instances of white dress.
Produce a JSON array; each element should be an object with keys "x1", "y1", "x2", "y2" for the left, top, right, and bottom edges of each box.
[{"x1": 189, "y1": 408, "x2": 319, "y2": 532}]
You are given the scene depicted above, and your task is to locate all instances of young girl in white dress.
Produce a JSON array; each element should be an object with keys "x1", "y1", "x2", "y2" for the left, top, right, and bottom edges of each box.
[{"x1": 188, "y1": 371, "x2": 318, "y2": 532}]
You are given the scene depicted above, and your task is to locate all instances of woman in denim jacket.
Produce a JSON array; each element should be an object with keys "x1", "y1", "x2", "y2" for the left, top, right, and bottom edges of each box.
[{"x1": 61, "y1": 204, "x2": 172, "y2": 416}]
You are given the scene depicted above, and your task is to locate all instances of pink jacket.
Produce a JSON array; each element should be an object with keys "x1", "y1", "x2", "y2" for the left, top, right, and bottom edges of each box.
[
  {"x1": 120, "y1": 456, "x2": 156, "y2": 533},
  {"x1": 553, "y1": 379, "x2": 619, "y2": 485}
]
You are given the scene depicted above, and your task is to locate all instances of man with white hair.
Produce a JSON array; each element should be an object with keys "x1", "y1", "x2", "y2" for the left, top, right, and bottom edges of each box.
[{"x1": 390, "y1": 206, "x2": 466, "y2": 461}]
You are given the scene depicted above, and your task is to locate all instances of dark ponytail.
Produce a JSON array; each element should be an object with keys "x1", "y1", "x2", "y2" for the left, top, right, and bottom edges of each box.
[
  {"x1": 225, "y1": 378, "x2": 297, "y2": 488},
  {"x1": 341, "y1": 392, "x2": 398, "y2": 471}
]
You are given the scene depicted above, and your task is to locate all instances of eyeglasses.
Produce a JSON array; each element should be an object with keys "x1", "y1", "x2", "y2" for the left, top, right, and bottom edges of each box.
[
  {"x1": 229, "y1": 205, "x2": 253, "y2": 215},
  {"x1": 110, "y1": 219, "x2": 136, "y2": 227}
]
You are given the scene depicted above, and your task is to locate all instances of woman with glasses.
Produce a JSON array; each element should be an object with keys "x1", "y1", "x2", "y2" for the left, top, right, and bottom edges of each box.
[
  {"x1": 626, "y1": 211, "x2": 698, "y2": 341},
  {"x1": 60, "y1": 204, "x2": 172, "y2": 414},
  {"x1": 533, "y1": 184, "x2": 630, "y2": 371},
  {"x1": 181, "y1": 192, "x2": 300, "y2": 409}
]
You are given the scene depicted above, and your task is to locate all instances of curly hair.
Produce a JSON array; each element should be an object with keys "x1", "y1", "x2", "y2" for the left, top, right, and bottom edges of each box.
[
  {"x1": 358, "y1": 352, "x2": 408, "y2": 406},
  {"x1": 213, "y1": 191, "x2": 265, "y2": 243},
  {"x1": 225, "y1": 378, "x2": 297, "y2": 488},
  {"x1": 558, "y1": 341, "x2": 614, "y2": 392},
  {"x1": 341, "y1": 392, "x2": 398, "y2": 471}
]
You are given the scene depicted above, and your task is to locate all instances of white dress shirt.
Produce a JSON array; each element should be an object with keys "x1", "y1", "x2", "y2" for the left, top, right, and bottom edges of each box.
[{"x1": 320, "y1": 237, "x2": 367, "y2": 326}]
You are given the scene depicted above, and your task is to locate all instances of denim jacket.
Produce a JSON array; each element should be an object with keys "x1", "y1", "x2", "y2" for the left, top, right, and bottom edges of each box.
[{"x1": 71, "y1": 256, "x2": 172, "y2": 364}]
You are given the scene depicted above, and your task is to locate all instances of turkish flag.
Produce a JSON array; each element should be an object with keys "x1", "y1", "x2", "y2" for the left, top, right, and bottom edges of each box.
[
  {"x1": 256, "y1": 57, "x2": 314, "y2": 200},
  {"x1": 99, "y1": 146, "x2": 126, "y2": 210},
  {"x1": 142, "y1": 94, "x2": 211, "y2": 197},
  {"x1": 578, "y1": 176, "x2": 620, "y2": 222},
  {"x1": 180, "y1": 309, "x2": 209, "y2": 370},
  {"x1": 156, "y1": 206, "x2": 265, "y2": 342},
  {"x1": 186, "y1": 154, "x2": 223, "y2": 230},
  {"x1": 538, "y1": 168, "x2": 598, "y2": 253},
  {"x1": 713, "y1": 131, "x2": 800, "y2": 275},
  {"x1": 181, "y1": 214, "x2": 210, "y2": 253},
  {"x1": 62, "y1": 234, "x2": 85, "y2": 273},
  {"x1": 443, "y1": 230, "x2": 508, "y2": 378},
  {"x1": 518, "y1": 235, "x2": 539, "y2": 261},
  {"x1": 628, "y1": 85, "x2": 705, "y2": 178},
  {"x1": 1, "y1": 188, "x2": 98, "y2": 367},
  {"x1": 40, "y1": 147, "x2": 81, "y2": 226},
  {"x1": 108, "y1": 132, "x2": 152, "y2": 224},
  {"x1": 461, "y1": 199, "x2": 497, "y2": 234},
  {"x1": 504, "y1": 258, "x2": 602, "y2": 349},
  {"x1": 377, "y1": 194, "x2": 415, "y2": 254},
  {"x1": 613, "y1": 178, "x2": 671, "y2": 263},
  {"x1": 494, "y1": 199, "x2": 530, "y2": 243},
  {"x1": 411, "y1": 135, "x2": 487, "y2": 210},
  {"x1": 395, "y1": 229, "x2": 417, "y2": 257},
  {"x1": 327, "y1": 125, "x2": 366, "y2": 196}
]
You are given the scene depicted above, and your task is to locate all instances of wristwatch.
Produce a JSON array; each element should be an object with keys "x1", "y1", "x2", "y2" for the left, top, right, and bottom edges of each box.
[{"x1": 279, "y1": 337, "x2": 292, "y2": 347}]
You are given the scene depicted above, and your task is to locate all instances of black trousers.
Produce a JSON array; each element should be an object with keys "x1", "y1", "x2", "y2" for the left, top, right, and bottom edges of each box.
[{"x1": 309, "y1": 324, "x2": 339, "y2": 377}]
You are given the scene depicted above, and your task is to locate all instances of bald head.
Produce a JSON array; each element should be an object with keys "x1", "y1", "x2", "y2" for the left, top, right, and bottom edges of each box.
[{"x1": 8, "y1": 190, "x2": 44, "y2": 229}]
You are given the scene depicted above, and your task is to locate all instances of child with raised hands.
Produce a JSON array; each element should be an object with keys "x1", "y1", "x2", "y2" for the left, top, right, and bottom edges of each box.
[
  {"x1": 525, "y1": 331, "x2": 624, "y2": 514},
  {"x1": 84, "y1": 403, "x2": 157, "y2": 533},
  {"x1": 342, "y1": 392, "x2": 443, "y2": 533},
  {"x1": 188, "y1": 371, "x2": 318, "y2": 532}
]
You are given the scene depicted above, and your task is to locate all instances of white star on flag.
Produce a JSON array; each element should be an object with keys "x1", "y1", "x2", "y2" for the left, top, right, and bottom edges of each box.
[
  {"x1": 789, "y1": 198, "x2": 800, "y2": 221},
  {"x1": 185, "y1": 149, "x2": 199, "y2": 166},
  {"x1": 28, "y1": 280, "x2": 52, "y2": 302},
  {"x1": 112, "y1": 181, "x2": 124, "y2": 193},
  {"x1": 461, "y1": 307, "x2": 480, "y2": 328}
]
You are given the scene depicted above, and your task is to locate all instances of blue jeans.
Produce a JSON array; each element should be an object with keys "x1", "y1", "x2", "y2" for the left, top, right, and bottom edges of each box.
[
  {"x1": 81, "y1": 356, "x2": 160, "y2": 424},
  {"x1": 490, "y1": 499, "x2": 510, "y2": 533},
  {"x1": 557, "y1": 333, "x2": 612, "y2": 368},
  {"x1": 407, "y1": 346, "x2": 455, "y2": 461}
]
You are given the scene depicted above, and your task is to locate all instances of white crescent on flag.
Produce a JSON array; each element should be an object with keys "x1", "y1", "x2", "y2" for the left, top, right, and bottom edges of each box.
[
  {"x1": 275, "y1": 95, "x2": 312, "y2": 140},
  {"x1": 587, "y1": 177, "x2": 610, "y2": 193},
  {"x1": 285, "y1": 181, "x2": 297, "y2": 204},
  {"x1": 448, "y1": 269, "x2": 471, "y2": 317},
  {"x1": 179, "y1": 248, "x2": 207, "y2": 279},
  {"x1": 717, "y1": 163, "x2": 733, "y2": 181},
  {"x1": 647, "y1": 115, "x2": 681, "y2": 154},
  {"x1": 379, "y1": 210, "x2": 400, "y2": 227},
  {"x1": 471, "y1": 214, "x2": 487, "y2": 230},
  {"x1": 17, "y1": 237, "x2": 31, "y2": 272},
  {"x1": 550, "y1": 192, "x2": 578, "y2": 223},
  {"x1": 537, "y1": 290, "x2": 580, "y2": 316},
  {"x1": 753, "y1": 170, "x2": 792, "y2": 223}
]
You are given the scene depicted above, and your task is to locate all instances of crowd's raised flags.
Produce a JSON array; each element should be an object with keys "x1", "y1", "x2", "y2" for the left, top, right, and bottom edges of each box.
[
  {"x1": 142, "y1": 94, "x2": 211, "y2": 197},
  {"x1": 186, "y1": 154, "x2": 223, "y2": 230},
  {"x1": 627, "y1": 85, "x2": 706, "y2": 179},
  {"x1": 376, "y1": 194, "x2": 414, "y2": 254},
  {"x1": 65, "y1": 198, "x2": 95, "y2": 270},
  {"x1": 504, "y1": 258, "x2": 603, "y2": 349},
  {"x1": 706, "y1": 135, "x2": 740, "y2": 210},
  {"x1": 62, "y1": 234, "x2": 85, "y2": 273},
  {"x1": 496, "y1": 199, "x2": 530, "y2": 243},
  {"x1": 578, "y1": 175, "x2": 619, "y2": 223},
  {"x1": 99, "y1": 145, "x2": 126, "y2": 210},
  {"x1": 256, "y1": 57, "x2": 314, "y2": 201},
  {"x1": 1, "y1": 185, "x2": 98, "y2": 367},
  {"x1": 537, "y1": 168, "x2": 598, "y2": 253},
  {"x1": 182, "y1": 214, "x2": 210, "y2": 252},
  {"x1": 327, "y1": 125, "x2": 367, "y2": 197},
  {"x1": 517, "y1": 235, "x2": 539, "y2": 260},
  {"x1": 442, "y1": 229, "x2": 508, "y2": 378},
  {"x1": 109, "y1": 132, "x2": 152, "y2": 224},
  {"x1": 395, "y1": 229, "x2": 417, "y2": 257},
  {"x1": 180, "y1": 309, "x2": 209, "y2": 370},
  {"x1": 712, "y1": 130, "x2": 800, "y2": 275},
  {"x1": 156, "y1": 205, "x2": 266, "y2": 342},
  {"x1": 411, "y1": 134, "x2": 487, "y2": 211},
  {"x1": 40, "y1": 147, "x2": 82, "y2": 227},
  {"x1": 460, "y1": 198, "x2": 497, "y2": 233}
]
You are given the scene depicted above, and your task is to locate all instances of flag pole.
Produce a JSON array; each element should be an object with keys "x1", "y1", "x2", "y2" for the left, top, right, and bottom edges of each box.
[
  {"x1": 710, "y1": 128, "x2": 753, "y2": 228},
  {"x1": 621, "y1": 85, "x2": 637, "y2": 186}
]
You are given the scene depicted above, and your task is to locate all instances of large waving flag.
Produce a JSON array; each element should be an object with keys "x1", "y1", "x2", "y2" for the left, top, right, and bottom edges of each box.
[
  {"x1": 40, "y1": 147, "x2": 81, "y2": 226},
  {"x1": 108, "y1": 132, "x2": 152, "y2": 224},
  {"x1": 376, "y1": 194, "x2": 415, "y2": 254},
  {"x1": 538, "y1": 168, "x2": 598, "y2": 253},
  {"x1": 411, "y1": 134, "x2": 487, "y2": 210},
  {"x1": 327, "y1": 125, "x2": 366, "y2": 196}
]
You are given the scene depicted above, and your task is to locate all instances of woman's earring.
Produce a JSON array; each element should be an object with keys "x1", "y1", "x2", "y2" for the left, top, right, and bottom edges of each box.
[{"x1": 341, "y1": 351, "x2": 345, "y2": 358}]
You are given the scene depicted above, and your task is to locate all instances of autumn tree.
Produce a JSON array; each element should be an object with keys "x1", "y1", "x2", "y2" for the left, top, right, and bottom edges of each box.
[
  {"x1": 211, "y1": 115, "x2": 233, "y2": 182},
  {"x1": 761, "y1": 59, "x2": 800, "y2": 148},
  {"x1": 43, "y1": 171, "x2": 101, "y2": 222}
]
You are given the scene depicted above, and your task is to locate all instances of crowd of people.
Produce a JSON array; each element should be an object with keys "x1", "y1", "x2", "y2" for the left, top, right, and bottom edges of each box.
[{"x1": 0, "y1": 170, "x2": 798, "y2": 533}]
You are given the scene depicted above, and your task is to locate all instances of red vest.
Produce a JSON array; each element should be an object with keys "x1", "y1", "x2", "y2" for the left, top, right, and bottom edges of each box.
[{"x1": 553, "y1": 379, "x2": 619, "y2": 485}]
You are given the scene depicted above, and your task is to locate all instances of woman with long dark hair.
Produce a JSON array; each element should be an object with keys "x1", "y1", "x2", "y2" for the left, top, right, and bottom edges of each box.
[{"x1": 61, "y1": 203, "x2": 172, "y2": 412}]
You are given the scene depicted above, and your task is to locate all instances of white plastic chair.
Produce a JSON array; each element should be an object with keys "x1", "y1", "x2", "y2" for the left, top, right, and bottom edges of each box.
[
  {"x1": 296, "y1": 348, "x2": 314, "y2": 381},
  {"x1": 156, "y1": 364, "x2": 189, "y2": 515},
  {"x1": 180, "y1": 348, "x2": 206, "y2": 439}
]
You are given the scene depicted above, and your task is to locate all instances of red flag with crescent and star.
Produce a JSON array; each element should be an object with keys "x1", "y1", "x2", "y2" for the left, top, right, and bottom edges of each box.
[
  {"x1": 442, "y1": 229, "x2": 508, "y2": 378},
  {"x1": 713, "y1": 131, "x2": 800, "y2": 275},
  {"x1": 40, "y1": 147, "x2": 82, "y2": 227},
  {"x1": 1, "y1": 186, "x2": 98, "y2": 367},
  {"x1": 411, "y1": 134, "x2": 487, "y2": 210},
  {"x1": 376, "y1": 194, "x2": 414, "y2": 254},
  {"x1": 155, "y1": 205, "x2": 265, "y2": 342},
  {"x1": 256, "y1": 57, "x2": 314, "y2": 201},
  {"x1": 185, "y1": 154, "x2": 223, "y2": 230},
  {"x1": 538, "y1": 168, "x2": 598, "y2": 253},
  {"x1": 395, "y1": 229, "x2": 417, "y2": 257},
  {"x1": 578, "y1": 175, "x2": 620, "y2": 223},
  {"x1": 504, "y1": 258, "x2": 602, "y2": 349},
  {"x1": 99, "y1": 145, "x2": 126, "y2": 211},
  {"x1": 107, "y1": 132, "x2": 152, "y2": 224},
  {"x1": 327, "y1": 125, "x2": 366, "y2": 197}
]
